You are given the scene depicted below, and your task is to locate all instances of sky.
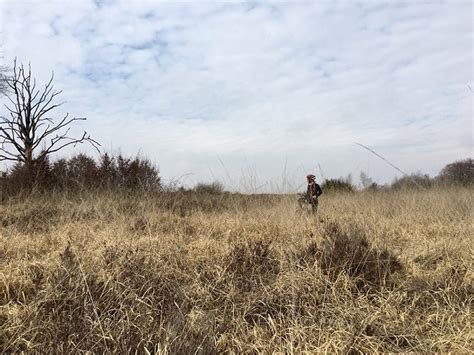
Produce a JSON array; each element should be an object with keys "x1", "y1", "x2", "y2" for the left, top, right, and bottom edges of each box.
[{"x1": 0, "y1": 0, "x2": 472, "y2": 192}]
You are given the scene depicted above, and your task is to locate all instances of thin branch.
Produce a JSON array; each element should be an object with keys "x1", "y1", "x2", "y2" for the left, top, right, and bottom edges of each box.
[
  {"x1": 43, "y1": 131, "x2": 100, "y2": 155},
  {"x1": 355, "y1": 142, "x2": 428, "y2": 189},
  {"x1": 0, "y1": 155, "x2": 20, "y2": 162},
  {"x1": 0, "y1": 126, "x2": 25, "y2": 153},
  {"x1": 355, "y1": 143, "x2": 409, "y2": 177},
  {"x1": 0, "y1": 145, "x2": 18, "y2": 157}
]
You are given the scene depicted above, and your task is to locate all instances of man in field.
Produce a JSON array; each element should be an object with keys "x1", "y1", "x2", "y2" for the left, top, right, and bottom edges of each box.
[{"x1": 306, "y1": 174, "x2": 323, "y2": 213}]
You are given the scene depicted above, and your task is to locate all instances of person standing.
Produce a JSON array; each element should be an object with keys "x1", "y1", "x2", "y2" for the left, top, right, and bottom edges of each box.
[{"x1": 306, "y1": 174, "x2": 323, "y2": 213}]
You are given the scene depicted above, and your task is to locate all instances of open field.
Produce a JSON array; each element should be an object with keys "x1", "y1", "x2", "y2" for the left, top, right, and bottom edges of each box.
[{"x1": 0, "y1": 188, "x2": 472, "y2": 353}]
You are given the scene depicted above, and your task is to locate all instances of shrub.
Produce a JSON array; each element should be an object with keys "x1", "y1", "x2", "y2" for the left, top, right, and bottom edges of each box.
[
  {"x1": 321, "y1": 178, "x2": 354, "y2": 192},
  {"x1": 0, "y1": 153, "x2": 161, "y2": 194},
  {"x1": 3, "y1": 155, "x2": 52, "y2": 191},
  {"x1": 319, "y1": 221, "x2": 403, "y2": 290},
  {"x1": 194, "y1": 181, "x2": 225, "y2": 195},
  {"x1": 64, "y1": 154, "x2": 99, "y2": 187},
  {"x1": 226, "y1": 240, "x2": 279, "y2": 292}
]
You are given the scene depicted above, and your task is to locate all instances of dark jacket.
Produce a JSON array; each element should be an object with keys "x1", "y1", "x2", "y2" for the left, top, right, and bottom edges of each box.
[{"x1": 307, "y1": 181, "x2": 322, "y2": 202}]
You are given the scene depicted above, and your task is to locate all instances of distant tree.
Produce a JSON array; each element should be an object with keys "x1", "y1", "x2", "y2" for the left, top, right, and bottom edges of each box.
[
  {"x1": 437, "y1": 158, "x2": 473, "y2": 187},
  {"x1": 0, "y1": 59, "x2": 99, "y2": 167},
  {"x1": 391, "y1": 173, "x2": 432, "y2": 190},
  {"x1": 345, "y1": 174, "x2": 353, "y2": 186},
  {"x1": 360, "y1": 171, "x2": 373, "y2": 190}
]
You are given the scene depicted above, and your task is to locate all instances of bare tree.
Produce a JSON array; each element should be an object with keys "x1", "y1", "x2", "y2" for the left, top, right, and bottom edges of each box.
[
  {"x1": 0, "y1": 59, "x2": 99, "y2": 165},
  {"x1": 359, "y1": 171, "x2": 373, "y2": 189}
]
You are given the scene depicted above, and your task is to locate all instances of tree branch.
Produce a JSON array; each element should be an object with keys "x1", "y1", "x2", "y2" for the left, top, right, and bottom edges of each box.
[
  {"x1": 0, "y1": 59, "x2": 100, "y2": 164},
  {"x1": 42, "y1": 130, "x2": 100, "y2": 156}
]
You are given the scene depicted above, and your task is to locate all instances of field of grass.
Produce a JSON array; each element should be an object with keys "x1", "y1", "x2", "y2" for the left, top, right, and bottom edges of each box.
[{"x1": 0, "y1": 188, "x2": 472, "y2": 353}]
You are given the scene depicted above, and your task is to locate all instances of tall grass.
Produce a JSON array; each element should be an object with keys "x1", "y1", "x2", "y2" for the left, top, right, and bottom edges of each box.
[{"x1": 0, "y1": 188, "x2": 472, "y2": 353}]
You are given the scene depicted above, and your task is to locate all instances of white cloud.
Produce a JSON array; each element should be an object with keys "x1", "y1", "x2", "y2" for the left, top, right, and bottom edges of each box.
[{"x1": 1, "y1": 0, "x2": 472, "y2": 191}]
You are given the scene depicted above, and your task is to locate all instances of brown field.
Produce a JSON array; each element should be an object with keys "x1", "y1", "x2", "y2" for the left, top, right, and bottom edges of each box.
[{"x1": 0, "y1": 188, "x2": 472, "y2": 353}]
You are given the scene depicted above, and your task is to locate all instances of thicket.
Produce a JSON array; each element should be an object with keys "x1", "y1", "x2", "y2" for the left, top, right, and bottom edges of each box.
[{"x1": 0, "y1": 153, "x2": 161, "y2": 195}]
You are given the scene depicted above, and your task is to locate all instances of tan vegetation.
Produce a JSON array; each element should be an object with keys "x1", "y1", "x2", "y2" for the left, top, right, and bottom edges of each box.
[{"x1": 0, "y1": 188, "x2": 472, "y2": 353}]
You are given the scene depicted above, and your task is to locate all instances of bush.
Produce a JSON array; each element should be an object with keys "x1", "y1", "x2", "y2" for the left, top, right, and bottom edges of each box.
[
  {"x1": 226, "y1": 240, "x2": 279, "y2": 292},
  {"x1": 194, "y1": 181, "x2": 225, "y2": 195},
  {"x1": 63, "y1": 154, "x2": 99, "y2": 187},
  {"x1": 437, "y1": 158, "x2": 473, "y2": 187},
  {"x1": 114, "y1": 154, "x2": 161, "y2": 190},
  {"x1": 6, "y1": 155, "x2": 53, "y2": 191},
  {"x1": 319, "y1": 221, "x2": 403, "y2": 290},
  {"x1": 321, "y1": 178, "x2": 354, "y2": 192}
]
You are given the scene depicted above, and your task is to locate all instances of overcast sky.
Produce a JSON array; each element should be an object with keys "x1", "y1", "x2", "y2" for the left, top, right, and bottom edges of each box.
[{"x1": 1, "y1": 0, "x2": 472, "y2": 191}]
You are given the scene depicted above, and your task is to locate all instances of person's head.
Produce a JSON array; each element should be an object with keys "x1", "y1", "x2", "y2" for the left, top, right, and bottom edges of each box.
[{"x1": 306, "y1": 174, "x2": 316, "y2": 183}]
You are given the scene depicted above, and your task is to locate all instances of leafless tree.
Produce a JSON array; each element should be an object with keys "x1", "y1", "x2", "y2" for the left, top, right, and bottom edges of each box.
[{"x1": 0, "y1": 59, "x2": 99, "y2": 165}]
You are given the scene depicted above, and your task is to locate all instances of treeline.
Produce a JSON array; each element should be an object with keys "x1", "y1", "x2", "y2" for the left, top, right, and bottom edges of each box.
[
  {"x1": 1, "y1": 155, "x2": 472, "y2": 197},
  {"x1": 0, "y1": 152, "x2": 232, "y2": 197},
  {"x1": 0, "y1": 153, "x2": 161, "y2": 195},
  {"x1": 321, "y1": 158, "x2": 473, "y2": 192}
]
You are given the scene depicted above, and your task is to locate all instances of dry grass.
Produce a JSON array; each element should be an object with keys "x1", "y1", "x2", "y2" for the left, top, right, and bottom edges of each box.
[{"x1": 0, "y1": 188, "x2": 472, "y2": 353}]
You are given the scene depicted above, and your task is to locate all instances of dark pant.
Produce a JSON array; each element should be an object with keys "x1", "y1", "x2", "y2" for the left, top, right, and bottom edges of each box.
[{"x1": 310, "y1": 198, "x2": 318, "y2": 213}]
